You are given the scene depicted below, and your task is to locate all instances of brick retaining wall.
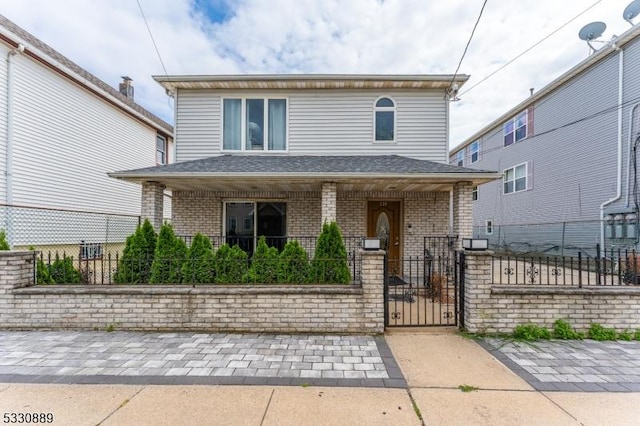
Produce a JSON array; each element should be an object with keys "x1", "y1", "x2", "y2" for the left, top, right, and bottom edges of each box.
[
  {"x1": 0, "y1": 250, "x2": 385, "y2": 334},
  {"x1": 464, "y1": 251, "x2": 640, "y2": 333}
]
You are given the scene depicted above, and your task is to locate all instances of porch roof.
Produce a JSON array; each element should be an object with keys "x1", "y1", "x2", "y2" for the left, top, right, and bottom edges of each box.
[{"x1": 109, "y1": 155, "x2": 501, "y2": 192}]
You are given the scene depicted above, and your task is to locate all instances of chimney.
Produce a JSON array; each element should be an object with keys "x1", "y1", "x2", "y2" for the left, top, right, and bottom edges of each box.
[{"x1": 119, "y1": 76, "x2": 134, "y2": 100}]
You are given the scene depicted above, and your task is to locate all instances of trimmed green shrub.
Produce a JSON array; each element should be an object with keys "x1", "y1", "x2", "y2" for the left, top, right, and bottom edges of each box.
[
  {"x1": 114, "y1": 219, "x2": 157, "y2": 284},
  {"x1": 513, "y1": 323, "x2": 551, "y2": 341},
  {"x1": 0, "y1": 229, "x2": 9, "y2": 250},
  {"x1": 618, "y1": 330, "x2": 633, "y2": 341},
  {"x1": 214, "y1": 244, "x2": 248, "y2": 284},
  {"x1": 245, "y1": 236, "x2": 280, "y2": 283},
  {"x1": 310, "y1": 221, "x2": 350, "y2": 284},
  {"x1": 588, "y1": 323, "x2": 617, "y2": 341},
  {"x1": 49, "y1": 254, "x2": 81, "y2": 283},
  {"x1": 552, "y1": 319, "x2": 583, "y2": 340},
  {"x1": 181, "y1": 233, "x2": 215, "y2": 284},
  {"x1": 149, "y1": 223, "x2": 188, "y2": 284},
  {"x1": 278, "y1": 240, "x2": 310, "y2": 284}
]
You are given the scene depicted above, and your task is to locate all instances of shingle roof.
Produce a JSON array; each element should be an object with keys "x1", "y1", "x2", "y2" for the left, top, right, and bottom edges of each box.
[
  {"x1": 0, "y1": 14, "x2": 173, "y2": 134},
  {"x1": 111, "y1": 155, "x2": 497, "y2": 176}
]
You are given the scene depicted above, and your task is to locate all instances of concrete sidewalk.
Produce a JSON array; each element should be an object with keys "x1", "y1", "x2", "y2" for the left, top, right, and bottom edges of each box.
[{"x1": 2, "y1": 330, "x2": 640, "y2": 425}]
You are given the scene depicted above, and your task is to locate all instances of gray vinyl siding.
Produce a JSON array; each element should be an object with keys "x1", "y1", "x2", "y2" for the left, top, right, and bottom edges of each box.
[
  {"x1": 6, "y1": 44, "x2": 163, "y2": 216},
  {"x1": 175, "y1": 89, "x2": 447, "y2": 162},
  {"x1": 0, "y1": 43, "x2": 8, "y2": 204},
  {"x1": 471, "y1": 52, "x2": 620, "y2": 227}
]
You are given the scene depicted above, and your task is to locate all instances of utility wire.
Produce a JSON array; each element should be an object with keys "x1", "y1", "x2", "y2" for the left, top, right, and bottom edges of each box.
[
  {"x1": 459, "y1": 0, "x2": 602, "y2": 97},
  {"x1": 137, "y1": 0, "x2": 169, "y2": 76},
  {"x1": 455, "y1": 94, "x2": 640, "y2": 162},
  {"x1": 449, "y1": 0, "x2": 488, "y2": 90}
]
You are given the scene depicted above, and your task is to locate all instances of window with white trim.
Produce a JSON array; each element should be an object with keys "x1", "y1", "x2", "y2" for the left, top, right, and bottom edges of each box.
[
  {"x1": 374, "y1": 97, "x2": 395, "y2": 142},
  {"x1": 472, "y1": 186, "x2": 478, "y2": 201},
  {"x1": 503, "y1": 110, "x2": 528, "y2": 146},
  {"x1": 80, "y1": 241, "x2": 103, "y2": 260},
  {"x1": 469, "y1": 140, "x2": 480, "y2": 163},
  {"x1": 455, "y1": 150, "x2": 464, "y2": 166},
  {"x1": 503, "y1": 163, "x2": 527, "y2": 194},
  {"x1": 485, "y1": 220, "x2": 493, "y2": 235},
  {"x1": 156, "y1": 135, "x2": 167, "y2": 165},
  {"x1": 223, "y1": 98, "x2": 287, "y2": 151}
]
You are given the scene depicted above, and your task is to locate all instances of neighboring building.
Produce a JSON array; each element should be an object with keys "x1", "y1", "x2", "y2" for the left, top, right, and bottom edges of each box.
[
  {"x1": 450, "y1": 23, "x2": 640, "y2": 255},
  {"x1": 0, "y1": 15, "x2": 173, "y2": 248},
  {"x1": 110, "y1": 74, "x2": 501, "y2": 275}
]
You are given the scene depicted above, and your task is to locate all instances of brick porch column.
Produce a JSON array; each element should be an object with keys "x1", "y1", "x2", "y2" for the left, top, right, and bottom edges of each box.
[
  {"x1": 0, "y1": 251, "x2": 35, "y2": 290},
  {"x1": 453, "y1": 182, "x2": 473, "y2": 248},
  {"x1": 141, "y1": 181, "x2": 164, "y2": 231},
  {"x1": 462, "y1": 250, "x2": 493, "y2": 333},
  {"x1": 360, "y1": 249, "x2": 385, "y2": 333},
  {"x1": 321, "y1": 182, "x2": 337, "y2": 223}
]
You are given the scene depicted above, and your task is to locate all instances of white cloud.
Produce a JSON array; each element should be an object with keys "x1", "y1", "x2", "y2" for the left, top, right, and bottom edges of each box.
[{"x1": 1, "y1": 0, "x2": 635, "y2": 148}]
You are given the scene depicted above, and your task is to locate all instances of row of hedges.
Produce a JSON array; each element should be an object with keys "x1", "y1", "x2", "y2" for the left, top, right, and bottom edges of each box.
[{"x1": 112, "y1": 220, "x2": 351, "y2": 285}]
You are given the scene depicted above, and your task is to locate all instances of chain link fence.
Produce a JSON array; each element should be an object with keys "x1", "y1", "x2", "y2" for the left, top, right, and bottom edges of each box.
[
  {"x1": 0, "y1": 204, "x2": 140, "y2": 250},
  {"x1": 473, "y1": 220, "x2": 640, "y2": 258}
]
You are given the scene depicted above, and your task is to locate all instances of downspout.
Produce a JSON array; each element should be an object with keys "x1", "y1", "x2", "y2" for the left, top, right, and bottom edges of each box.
[
  {"x1": 625, "y1": 103, "x2": 640, "y2": 207},
  {"x1": 4, "y1": 43, "x2": 24, "y2": 247},
  {"x1": 599, "y1": 44, "x2": 624, "y2": 250}
]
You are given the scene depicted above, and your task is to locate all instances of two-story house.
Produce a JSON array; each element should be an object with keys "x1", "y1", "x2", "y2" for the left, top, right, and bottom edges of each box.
[
  {"x1": 450, "y1": 23, "x2": 640, "y2": 256},
  {"x1": 110, "y1": 74, "x2": 501, "y2": 274},
  {"x1": 0, "y1": 15, "x2": 173, "y2": 251}
]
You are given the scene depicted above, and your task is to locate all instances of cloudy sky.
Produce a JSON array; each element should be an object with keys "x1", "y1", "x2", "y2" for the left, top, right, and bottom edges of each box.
[{"x1": 1, "y1": 0, "x2": 637, "y2": 148}]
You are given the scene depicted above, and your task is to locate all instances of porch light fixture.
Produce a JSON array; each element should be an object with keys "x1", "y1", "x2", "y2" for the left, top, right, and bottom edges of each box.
[
  {"x1": 462, "y1": 238, "x2": 488, "y2": 251},
  {"x1": 361, "y1": 237, "x2": 381, "y2": 250}
]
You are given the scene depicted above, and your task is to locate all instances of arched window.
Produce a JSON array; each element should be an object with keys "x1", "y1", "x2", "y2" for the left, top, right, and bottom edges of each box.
[{"x1": 374, "y1": 97, "x2": 395, "y2": 142}]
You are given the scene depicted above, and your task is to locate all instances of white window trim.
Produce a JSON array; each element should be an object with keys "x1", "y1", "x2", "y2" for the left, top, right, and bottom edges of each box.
[
  {"x1": 156, "y1": 134, "x2": 167, "y2": 165},
  {"x1": 469, "y1": 140, "x2": 480, "y2": 164},
  {"x1": 485, "y1": 220, "x2": 493, "y2": 235},
  {"x1": 220, "y1": 97, "x2": 289, "y2": 153},
  {"x1": 456, "y1": 150, "x2": 464, "y2": 166},
  {"x1": 503, "y1": 162, "x2": 528, "y2": 195},
  {"x1": 472, "y1": 186, "x2": 478, "y2": 201},
  {"x1": 373, "y1": 96, "x2": 397, "y2": 144}
]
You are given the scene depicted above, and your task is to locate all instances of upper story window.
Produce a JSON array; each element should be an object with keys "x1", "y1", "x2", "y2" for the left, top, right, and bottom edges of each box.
[
  {"x1": 469, "y1": 140, "x2": 480, "y2": 164},
  {"x1": 374, "y1": 97, "x2": 395, "y2": 142},
  {"x1": 156, "y1": 135, "x2": 167, "y2": 165},
  {"x1": 455, "y1": 150, "x2": 464, "y2": 166},
  {"x1": 223, "y1": 98, "x2": 287, "y2": 151},
  {"x1": 503, "y1": 162, "x2": 528, "y2": 194},
  {"x1": 503, "y1": 110, "x2": 528, "y2": 146}
]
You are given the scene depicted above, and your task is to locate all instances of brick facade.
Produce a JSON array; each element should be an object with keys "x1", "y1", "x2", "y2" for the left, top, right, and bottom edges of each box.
[
  {"x1": 452, "y1": 182, "x2": 473, "y2": 249},
  {"x1": 0, "y1": 251, "x2": 385, "y2": 334},
  {"x1": 463, "y1": 251, "x2": 640, "y2": 333}
]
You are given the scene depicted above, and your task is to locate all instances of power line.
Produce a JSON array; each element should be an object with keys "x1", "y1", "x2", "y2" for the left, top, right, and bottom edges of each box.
[
  {"x1": 137, "y1": 0, "x2": 169, "y2": 76},
  {"x1": 456, "y1": 94, "x2": 640, "y2": 162},
  {"x1": 459, "y1": 0, "x2": 602, "y2": 97},
  {"x1": 449, "y1": 0, "x2": 488, "y2": 90}
]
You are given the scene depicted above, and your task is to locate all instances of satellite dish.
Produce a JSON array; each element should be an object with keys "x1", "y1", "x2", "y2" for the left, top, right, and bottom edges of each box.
[
  {"x1": 623, "y1": 0, "x2": 640, "y2": 25},
  {"x1": 578, "y1": 21, "x2": 607, "y2": 53}
]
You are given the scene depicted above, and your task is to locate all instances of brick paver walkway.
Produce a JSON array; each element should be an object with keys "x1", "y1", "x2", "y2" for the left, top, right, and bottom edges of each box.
[
  {"x1": 481, "y1": 338, "x2": 640, "y2": 392},
  {"x1": 0, "y1": 331, "x2": 406, "y2": 388}
]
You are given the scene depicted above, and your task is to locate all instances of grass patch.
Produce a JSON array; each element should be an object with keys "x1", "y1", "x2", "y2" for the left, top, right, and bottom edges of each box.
[
  {"x1": 552, "y1": 319, "x2": 583, "y2": 340},
  {"x1": 458, "y1": 384, "x2": 479, "y2": 392},
  {"x1": 513, "y1": 323, "x2": 551, "y2": 341},
  {"x1": 588, "y1": 323, "x2": 617, "y2": 341}
]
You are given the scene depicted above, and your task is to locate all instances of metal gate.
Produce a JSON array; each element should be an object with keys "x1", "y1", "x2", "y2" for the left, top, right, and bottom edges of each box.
[{"x1": 384, "y1": 236, "x2": 465, "y2": 327}]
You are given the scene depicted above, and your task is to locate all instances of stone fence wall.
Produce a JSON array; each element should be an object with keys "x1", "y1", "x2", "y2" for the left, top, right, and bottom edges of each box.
[
  {"x1": 463, "y1": 251, "x2": 640, "y2": 333},
  {"x1": 0, "y1": 250, "x2": 384, "y2": 334}
]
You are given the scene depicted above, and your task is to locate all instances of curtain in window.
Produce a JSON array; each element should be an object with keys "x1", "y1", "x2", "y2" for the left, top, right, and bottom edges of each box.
[
  {"x1": 268, "y1": 99, "x2": 286, "y2": 150},
  {"x1": 223, "y1": 99, "x2": 241, "y2": 150}
]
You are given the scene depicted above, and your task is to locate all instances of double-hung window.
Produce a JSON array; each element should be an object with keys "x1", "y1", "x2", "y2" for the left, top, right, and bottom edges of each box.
[
  {"x1": 503, "y1": 163, "x2": 527, "y2": 194},
  {"x1": 223, "y1": 98, "x2": 287, "y2": 151},
  {"x1": 469, "y1": 141, "x2": 479, "y2": 164},
  {"x1": 503, "y1": 110, "x2": 528, "y2": 146},
  {"x1": 156, "y1": 135, "x2": 167, "y2": 164},
  {"x1": 374, "y1": 97, "x2": 395, "y2": 142},
  {"x1": 456, "y1": 150, "x2": 464, "y2": 166}
]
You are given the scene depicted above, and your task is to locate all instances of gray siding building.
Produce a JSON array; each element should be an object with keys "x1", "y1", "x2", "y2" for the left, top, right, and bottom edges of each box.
[{"x1": 450, "y1": 24, "x2": 640, "y2": 256}]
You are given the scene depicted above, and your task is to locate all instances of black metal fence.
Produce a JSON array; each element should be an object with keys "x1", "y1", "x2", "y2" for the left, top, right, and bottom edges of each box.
[
  {"x1": 35, "y1": 250, "x2": 360, "y2": 285},
  {"x1": 492, "y1": 245, "x2": 640, "y2": 287}
]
